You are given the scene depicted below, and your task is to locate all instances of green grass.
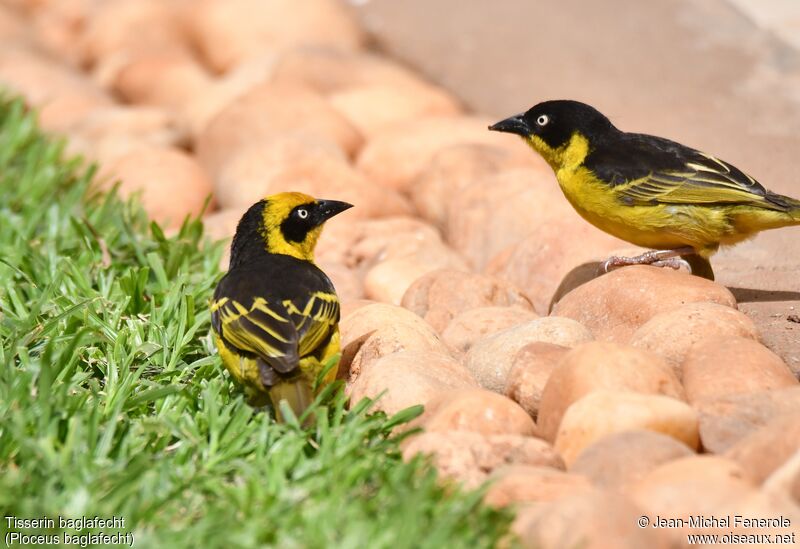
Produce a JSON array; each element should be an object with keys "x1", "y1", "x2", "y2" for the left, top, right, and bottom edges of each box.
[{"x1": 0, "y1": 96, "x2": 514, "y2": 548}]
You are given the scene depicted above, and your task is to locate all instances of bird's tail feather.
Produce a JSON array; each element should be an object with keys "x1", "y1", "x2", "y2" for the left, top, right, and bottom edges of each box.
[
  {"x1": 780, "y1": 194, "x2": 800, "y2": 223},
  {"x1": 270, "y1": 379, "x2": 314, "y2": 423},
  {"x1": 766, "y1": 191, "x2": 800, "y2": 224}
]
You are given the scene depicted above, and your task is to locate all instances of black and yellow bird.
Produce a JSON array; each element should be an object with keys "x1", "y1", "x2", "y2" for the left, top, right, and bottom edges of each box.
[
  {"x1": 211, "y1": 192, "x2": 352, "y2": 420},
  {"x1": 490, "y1": 100, "x2": 800, "y2": 279}
]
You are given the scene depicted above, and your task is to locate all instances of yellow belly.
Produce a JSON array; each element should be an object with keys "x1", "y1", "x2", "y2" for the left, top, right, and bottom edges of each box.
[{"x1": 555, "y1": 167, "x2": 735, "y2": 255}]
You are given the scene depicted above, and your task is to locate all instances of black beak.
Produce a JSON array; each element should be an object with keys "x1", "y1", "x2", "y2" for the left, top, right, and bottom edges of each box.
[
  {"x1": 314, "y1": 199, "x2": 353, "y2": 223},
  {"x1": 488, "y1": 114, "x2": 531, "y2": 137}
]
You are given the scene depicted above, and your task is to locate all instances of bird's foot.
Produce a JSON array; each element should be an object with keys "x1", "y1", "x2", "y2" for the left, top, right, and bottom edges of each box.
[
  {"x1": 599, "y1": 246, "x2": 696, "y2": 274},
  {"x1": 651, "y1": 258, "x2": 692, "y2": 271}
]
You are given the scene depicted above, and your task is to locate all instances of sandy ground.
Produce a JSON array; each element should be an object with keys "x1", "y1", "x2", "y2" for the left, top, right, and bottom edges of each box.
[{"x1": 352, "y1": 0, "x2": 800, "y2": 369}]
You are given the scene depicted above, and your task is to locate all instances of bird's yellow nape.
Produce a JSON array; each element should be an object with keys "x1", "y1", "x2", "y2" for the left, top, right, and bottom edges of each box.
[{"x1": 261, "y1": 192, "x2": 322, "y2": 261}]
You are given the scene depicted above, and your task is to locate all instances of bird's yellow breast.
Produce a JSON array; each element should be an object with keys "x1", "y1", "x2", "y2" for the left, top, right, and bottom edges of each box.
[
  {"x1": 529, "y1": 133, "x2": 732, "y2": 252},
  {"x1": 532, "y1": 133, "x2": 658, "y2": 243},
  {"x1": 557, "y1": 166, "x2": 690, "y2": 249}
]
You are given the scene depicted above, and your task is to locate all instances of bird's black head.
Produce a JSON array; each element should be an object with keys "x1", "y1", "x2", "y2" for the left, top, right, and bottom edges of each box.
[
  {"x1": 489, "y1": 100, "x2": 617, "y2": 150},
  {"x1": 228, "y1": 192, "x2": 352, "y2": 268}
]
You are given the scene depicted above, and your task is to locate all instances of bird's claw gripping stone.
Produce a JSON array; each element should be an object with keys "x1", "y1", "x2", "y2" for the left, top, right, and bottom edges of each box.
[{"x1": 599, "y1": 247, "x2": 696, "y2": 275}]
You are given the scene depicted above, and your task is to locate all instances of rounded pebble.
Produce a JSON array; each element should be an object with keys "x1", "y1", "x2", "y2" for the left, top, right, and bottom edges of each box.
[
  {"x1": 538, "y1": 341, "x2": 685, "y2": 442},
  {"x1": 554, "y1": 390, "x2": 700, "y2": 466},
  {"x1": 464, "y1": 317, "x2": 593, "y2": 394},
  {"x1": 551, "y1": 265, "x2": 738, "y2": 342}
]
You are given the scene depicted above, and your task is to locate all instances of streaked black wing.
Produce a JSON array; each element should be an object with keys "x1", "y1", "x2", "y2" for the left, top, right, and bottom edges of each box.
[
  {"x1": 585, "y1": 132, "x2": 789, "y2": 210},
  {"x1": 211, "y1": 292, "x2": 299, "y2": 374},
  {"x1": 282, "y1": 290, "x2": 340, "y2": 357},
  {"x1": 211, "y1": 254, "x2": 338, "y2": 374}
]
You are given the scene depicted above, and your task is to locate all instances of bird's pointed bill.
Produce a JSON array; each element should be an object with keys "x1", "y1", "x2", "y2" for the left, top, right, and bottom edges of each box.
[
  {"x1": 489, "y1": 114, "x2": 531, "y2": 136},
  {"x1": 314, "y1": 200, "x2": 353, "y2": 224}
]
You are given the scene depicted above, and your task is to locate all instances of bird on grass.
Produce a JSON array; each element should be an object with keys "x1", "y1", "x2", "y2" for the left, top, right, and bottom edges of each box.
[
  {"x1": 489, "y1": 100, "x2": 800, "y2": 279},
  {"x1": 211, "y1": 192, "x2": 352, "y2": 421}
]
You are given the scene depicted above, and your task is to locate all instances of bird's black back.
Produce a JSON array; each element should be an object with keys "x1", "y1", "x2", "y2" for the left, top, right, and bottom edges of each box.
[
  {"x1": 213, "y1": 254, "x2": 336, "y2": 315},
  {"x1": 585, "y1": 131, "x2": 769, "y2": 194}
]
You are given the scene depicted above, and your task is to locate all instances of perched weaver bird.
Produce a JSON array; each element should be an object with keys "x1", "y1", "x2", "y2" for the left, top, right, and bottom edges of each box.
[
  {"x1": 490, "y1": 100, "x2": 800, "y2": 279},
  {"x1": 211, "y1": 192, "x2": 352, "y2": 420}
]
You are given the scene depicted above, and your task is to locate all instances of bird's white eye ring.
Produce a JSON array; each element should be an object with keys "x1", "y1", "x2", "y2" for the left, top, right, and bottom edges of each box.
[
  {"x1": 297, "y1": 208, "x2": 309, "y2": 219},
  {"x1": 536, "y1": 115, "x2": 549, "y2": 126}
]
